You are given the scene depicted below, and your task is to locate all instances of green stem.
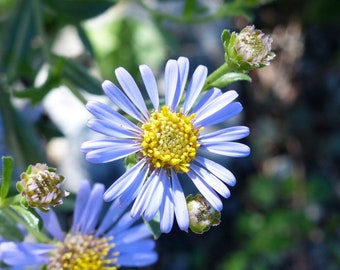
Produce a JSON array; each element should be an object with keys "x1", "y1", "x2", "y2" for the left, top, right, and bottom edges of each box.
[{"x1": 203, "y1": 62, "x2": 232, "y2": 91}]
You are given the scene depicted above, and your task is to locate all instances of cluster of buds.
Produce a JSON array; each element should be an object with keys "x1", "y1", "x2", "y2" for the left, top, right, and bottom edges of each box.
[
  {"x1": 186, "y1": 194, "x2": 221, "y2": 234},
  {"x1": 223, "y1": 25, "x2": 276, "y2": 71},
  {"x1": 16, "y1": 163, "x2": 68, "y2": 212}
]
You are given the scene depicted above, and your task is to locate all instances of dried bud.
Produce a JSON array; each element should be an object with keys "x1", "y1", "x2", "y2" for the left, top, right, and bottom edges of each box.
[
  {"x1": 186, "y1": 194, "x2": 221, "y2": 234},
  {"x1": 223, "y1": 25, "x2": 275, "y2": 70},
  {"x1": 16, "y1": 163, "x2": 69, "y2": 212}
]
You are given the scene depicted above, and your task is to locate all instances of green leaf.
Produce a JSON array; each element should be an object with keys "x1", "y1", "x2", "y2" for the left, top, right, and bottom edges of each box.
[
  {"x1": 183, "y1": 0, "x2": 197, "y2": 18},
  {"x1": 10, "y1": 204, "x2": 42, "y2": 232},
  {"x1": 0, "y1": 89, "x2": 46, "y2": 170},
  {"x1": 0, "y1": 0, "x2": 35, "y2": 80},
  {"x1": 124, "y1": 153, "x2": 137, "y2": 170},
  {"x1": 221, "y1": 29, "x2": 231, "y2": 47},
  {"x1": 76, "y1": 23, "x2": 95, "y2": 57},
  {"x1": 210, "y1": 72, "x2": 251, "y2": 88},
  {"x1": 56, "y1": 55, "x2": 103, "y2": 95},
  {"x1": 144, "y1": 213, "x2": 161, "y2": 240},
  {"x1": 0, "y1": 209, "x2": 24, "y2": 241},
  {"x1": 0, "y1": 156, "x2": 13, "y2": 202}
]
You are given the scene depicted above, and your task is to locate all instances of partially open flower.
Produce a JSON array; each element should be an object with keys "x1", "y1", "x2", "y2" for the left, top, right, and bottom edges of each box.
[
  {"x1": 16, "y1": 163, "x2": 68, "y2": 212},
  {"x1": 223, "y1": 25, "x2": 275, "y2": 70},
  {"x1": 187, "y1": 193, "x2": 221, "y2": 234}
]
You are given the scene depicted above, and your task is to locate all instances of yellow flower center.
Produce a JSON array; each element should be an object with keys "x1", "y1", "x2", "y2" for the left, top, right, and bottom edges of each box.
[
  {"x1": 48, "y1": 234, "x2": 118, "y2": 270},
  {"x1": 141, "y1": 105, "x2": 200, "y2": 173}
]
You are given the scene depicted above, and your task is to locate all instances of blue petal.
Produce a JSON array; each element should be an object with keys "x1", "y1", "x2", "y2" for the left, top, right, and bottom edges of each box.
[
  {"x1": 83, "y1": 142, "x2": 141, "y2": 163},
  {"x1": 139, "y1": 64, "x2": 159, "y2": 110},
  {"x1": 200, "y1": 142, "x2": 251, "y2": 157},
  {"x1": 192, "y1": 88, "x2": 222, "y2": 113},
  {"x1": 103, "y1": 159, "x2": 147, "y2": 202},
  {"x1": 187, "y1": 170, "x2": 223, "y2": 211},
  {"x1": 190, "y1": 163, "x2": 230, "y2": 198},
  {"x1": 175, "y1": 57, "x2": 189, "y2": 109},
  {"x1": 0, "y1": 242, "x2": 54, "y2": 266},
  {"x1": 144, "y1": 170, "x2": 166, "y2": 221},
  {"x1": 95, "y1": 199, "x2": 126, "y2": 236},
  {"x1": 115, "y1": 67, "x2": 149, "y2": 118},
  {"x1": 107, "y1": 212, "x2": 135, "y2": 237},
  {"x1": 170, "y1": 170, "x2": 189, "y2": 231},
  {"x1": 193, "y1": 90, "x2": 239, "y2": 125},
  {"x1": 114, "y1": 223, "x2": 153, "y2": 245},
  {"x1": 78, "y1": 183, "x2": 105, "y2": 234},
  {"x1": 200, "y1": 126, "x2": 250, "y2": 143},
  {"x1": 102, "y1": 80, "x2": 143, "y2": 122},
  {"x1": 87, "y1": 119, "x2": 139, "y2": 138},
  {"x1": 37, "y1": 209, "x2": 64, "y2": 241},
  {"x1": 81, "y1": 139, "x2": 139, "y2": 151},
  {"x1": 164, "y1": 59, "x2": 179, "y2": 110},
  {"x1": 118, "y1": 165, "x2": 149, "y2": 208},
  {"x1": 116, "y1": 239, "x2": 155, "y2": 253},
  {"x1": 159, "y1": 177, "x2": 174, "y2": 233},
  {"x1": 183, "y1": 65, "x2": 207, "y2": 114},
  {"x1": 117, "y1": 251, "x2": 158, "y2": 267},
  {"x1": 195, "y1": 102, "x2": 243, "y2": 127},
  {"x1": 111, "y1": 224, "x2": 158, "y2": 267},
  {"x1": 130, "y1": 169, "x2": 160, "y2": 219},
  {"x1": 73, "y1": 180, "x2": 91, "y2": 233},
  {"x1": 194, "y1": 156, "x2": 236, "y2": 186},
  {"x1": 86, "y1": 100, "x2": 138, "y2": 131}
]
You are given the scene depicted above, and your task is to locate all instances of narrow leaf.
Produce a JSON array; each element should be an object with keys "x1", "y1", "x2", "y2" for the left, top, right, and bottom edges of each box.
[
  {"x1": 56, "y1": 55, "x2": 103, "y2": 95},
  {"x1": 0, "y1": 90, "x2": 46, "y2": 169}
]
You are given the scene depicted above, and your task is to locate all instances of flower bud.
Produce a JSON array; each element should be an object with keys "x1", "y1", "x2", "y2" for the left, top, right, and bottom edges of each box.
[
  {"x1": 223, "y1": 25, "x2": 275, "y2": 70},
  {"x1": 186, "y1": 194, "x2": 221, "y2": 234},
  {"x1": 16, "y1": 163, "x2": 69, "y2": 211}
]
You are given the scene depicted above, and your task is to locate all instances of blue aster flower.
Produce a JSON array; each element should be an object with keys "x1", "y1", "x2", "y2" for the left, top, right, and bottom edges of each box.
[
  {"x1": 81, "y1": 56, "x2": 250, "y2": 233},
  {"x1": 0, "y1": 180, "x2": 158, "y2": 268}
]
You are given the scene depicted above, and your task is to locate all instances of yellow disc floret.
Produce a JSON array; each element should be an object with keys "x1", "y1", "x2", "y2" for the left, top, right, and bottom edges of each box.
[
  {"x1": 141, "y1": 105, "x2": 200, "y2": 173},
  {"x1": 48, "y1": 234, "x2": 118, "y2": 270}
]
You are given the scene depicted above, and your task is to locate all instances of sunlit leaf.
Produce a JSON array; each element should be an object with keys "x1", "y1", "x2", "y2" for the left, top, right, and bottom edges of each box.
[
  {"x1": 10, "y1": 205, "x2": 42, "y2": 232},
  {"x1": 0, "y1": 209, "x2": 24, "y2": 241}
]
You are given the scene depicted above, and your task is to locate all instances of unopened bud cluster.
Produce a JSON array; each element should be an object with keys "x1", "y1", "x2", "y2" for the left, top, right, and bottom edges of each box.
[
  {"x1": 16, "y1": 163, "x2": 68, "y2": 211},
  {"x1": 186, "y1": 194, "x2": 221, "y2": 234},
  {"x1": 223, "y1": 25, "x2": 275, "y2": 70}
]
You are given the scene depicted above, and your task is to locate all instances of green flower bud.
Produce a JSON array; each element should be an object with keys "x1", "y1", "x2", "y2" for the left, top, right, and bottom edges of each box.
[
  {"x1": 16, "y1": 163, "x2": 69, "y2": 212},
  {"x1": 186, "y1": 194, "x2": 221, "y2": 234},
  {"x1": 223, "y1": 25, "x2": 275, "y2": 71}
]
